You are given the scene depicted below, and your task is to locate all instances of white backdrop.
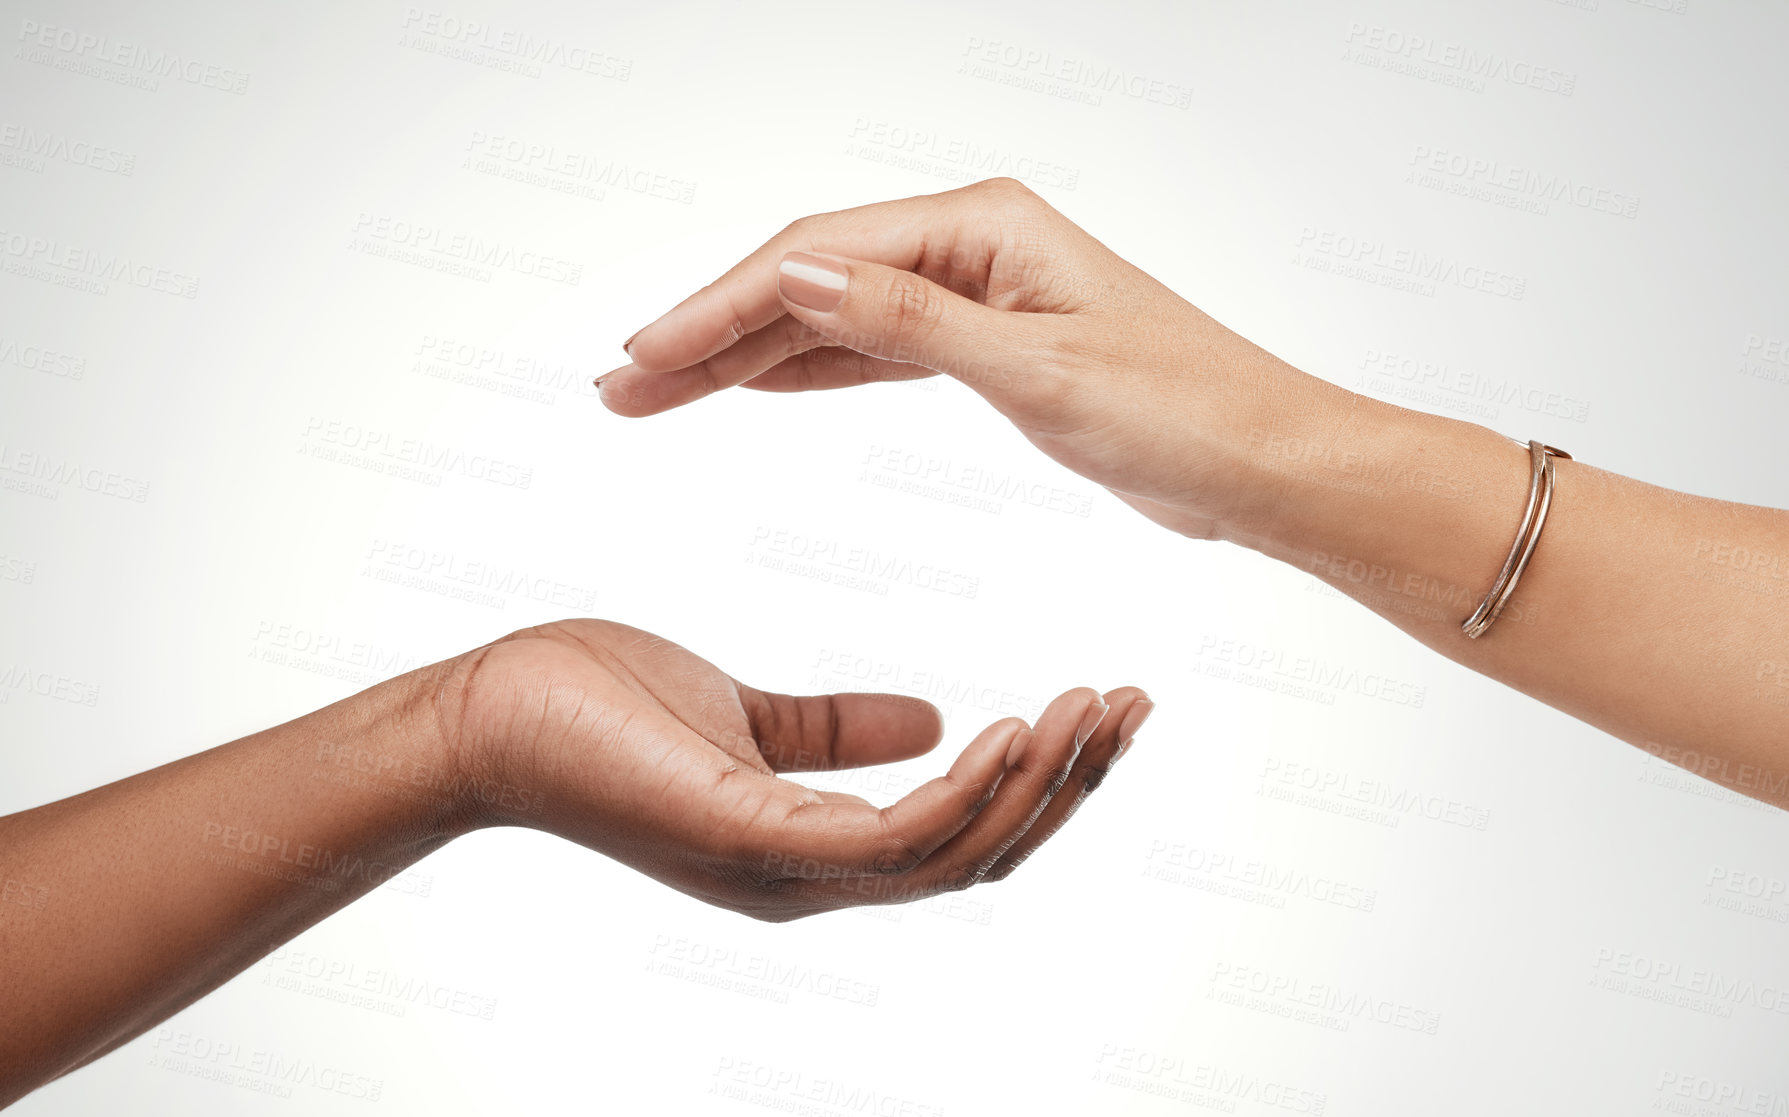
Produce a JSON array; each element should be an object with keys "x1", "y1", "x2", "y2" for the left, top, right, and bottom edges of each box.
[{"x1": 5, "y1": 1, "x2": 1789, "y2": 1113}]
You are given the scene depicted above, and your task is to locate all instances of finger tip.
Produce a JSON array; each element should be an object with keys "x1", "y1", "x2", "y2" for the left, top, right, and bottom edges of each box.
[
  {"x1": 595, "y1": 366, "x2": 657, "y2": 417},
  {"x1": 602, "y1": 367, "x2": 715, "y2": 417},
  {"x1": 1115, "y1": 696, "x2": 1156, "y2": 744},
  {"x1": 595, "y1": 379, "x2": 652, "y2": 418},
  {"x1": 918, "y1": 701, "x2": 946, "y2": 751},
  {"x1": 1003, "y1": 727, "x2": 1034, "y2": 768},
  {"x1": 952, "y1": 717, "x2": 1026, "y2": 778},
  {"x1": 1053, "y1": 684, "x2": 1104, "y2": 710}
]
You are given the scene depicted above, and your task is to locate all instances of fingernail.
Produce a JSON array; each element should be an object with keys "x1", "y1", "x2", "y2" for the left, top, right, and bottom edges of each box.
[
  {"x1": 622, "y1": 330, "x2": 639, "y2": 359},
  {"x1": 1075, "y1": 700, "x2": 1109, "y2": 749},
  {"x1": 1004, "y1": 728, "x2": 1034, "y2": 768},
  {"x1": 778, "y1": 252, "x2": 847, "y2": 312},
  {"x1": 1115, "y1": 698, "x2": 1154, "y2": 746},
  {"x1": 595, "y1": 363, "x2": 638, "y2": 404}
]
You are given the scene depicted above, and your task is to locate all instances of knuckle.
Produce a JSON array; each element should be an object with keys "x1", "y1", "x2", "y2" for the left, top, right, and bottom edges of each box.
[
  {"x1": 978, "y1": 176, "x2": 1035, "y2": 204},
  {"x1": 980, "y1": 178, "x2": 1049, "y2": 229},
  {"x1": 871, "y1": 833, "x2": 923, "y2": 875},
  {"x1": 1080, "y1": 763, "x2": 1112, "y2": 794},
  {"x1": 1012, "y1": 342, "x2": 1084, "y2": 418},
  {"x1": 940, "y1": 865, "x2": 978, "y2": 892},
  {"x1": 985, "y1": 855, "x2": 1025, "y2": 882},
  {"x1": 779, "y1": 209, "x2": 844, "y2": 246},
  {"x1": 880, "y1": 275, "x2": 942, "y2": 345}
]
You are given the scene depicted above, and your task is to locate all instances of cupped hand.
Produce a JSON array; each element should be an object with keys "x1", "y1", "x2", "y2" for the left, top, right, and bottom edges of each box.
[
  {"x1": 600, "y1": 177, "x2": 1332, "y2": 539},
  {"x1": 434, "y1": 619, "x2": 1152, "y2": 920}
]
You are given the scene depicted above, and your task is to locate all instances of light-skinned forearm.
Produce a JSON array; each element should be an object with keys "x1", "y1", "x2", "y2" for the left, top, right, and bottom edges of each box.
[{"x1": 1207, "y1": 328, "x2": 1789, "y2": 807}]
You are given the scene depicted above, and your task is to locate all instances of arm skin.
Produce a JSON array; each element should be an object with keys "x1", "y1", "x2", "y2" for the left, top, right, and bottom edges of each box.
[
  {"x1": 600, "y1": 176, "x2": 1789, "y2": 809},
  {"x1": 0, "y1": 618, "x2": 1151, "y2": 1107}
]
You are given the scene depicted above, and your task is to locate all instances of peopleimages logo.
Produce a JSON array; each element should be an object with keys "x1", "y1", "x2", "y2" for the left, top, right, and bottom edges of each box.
[
  {"x1": 846, "y1": 119, "x2": 1080, "y2": 190},
  {"x1": 1294, "y1": 227, "x2": 1526, "y2": 300},
  {"x1": 1408, "y1": 144, "x2": 1637, "y2": 218},
  {"x1": 350, "y1": 214, "x2": 582, "y2": 286},
  {"x1": 710, "y1": 1059, "x2": 945, "y2": 1117},
  {"x1": 399, "y1": 7, "x2": 631, "y2": 80},
  {"x1": 463, "y1": 132, "x2": 694, "y2": 204},
  {"x1": 15, "y1": 19, "x2": 250, "y2": 94},
  {"x1": 861, "y1": 444, "x2": 1095, "y2": 517},
  {"x1": 0, "y1": 442, "x2": 149, "y2": 502},
  {"x1": 958, "y1": 36, "x2": 1193, "y2": 109},
  {"x1": 0, "y1": 123, "x2": 135, "y2": 175},
  {"x1": 0, "y1": 336, "x2": 85, "y2": 380},
  {"x1": 747, "y1": 526, "x2": 982, "y2": 599},
  {"x1": 0, "y1": 664, "x2": 100, "y2": 707},
  {"x1": 0, "y1": 229, "x2": 199, "y2": 298},
  {"x1": 1195, "y1": 634, "x2": 1428, "y2": 708},
  {"x1": 1257, "y1": 757, "x2": 1490, "y2": 831},
  {"x1": 1359, "y1": 349, "x2": 1590, "y2": 422},
  {"x1": 1341, "y1": 21, "x2": 1576, "y2": 96},
  {"x1": 1591, "y1": 947, "x2": 1789, "y2": 1017},
  {"x1": 1144, "y1": 840, "x2": 1379, "y2": 913},
  {"x1": 1209, "y1": 962, "x2": 1442, "y2": 1035},
  {"x1": 299, "y1": 417, "x2": 535, "y2": 490}
]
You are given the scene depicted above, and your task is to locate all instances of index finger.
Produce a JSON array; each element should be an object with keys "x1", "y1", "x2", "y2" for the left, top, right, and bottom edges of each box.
[{"x1": 622, "y1": 186, "x2": 984, "y2": 374}]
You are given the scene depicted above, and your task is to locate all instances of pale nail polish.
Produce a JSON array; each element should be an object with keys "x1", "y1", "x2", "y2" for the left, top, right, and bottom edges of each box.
[
  {"x1": 1005, "y1": 728, "x2": 1034, "y2": 768},
  {"x1": 778, "y1": 252, "x2": 847, "y2": 312},
  {"x1": 1075, "y1": 701, "x2": 1109, "y2": 749},
  {"x1": 1115, "y1": 698, "x2": 1154, "y2": 745}
]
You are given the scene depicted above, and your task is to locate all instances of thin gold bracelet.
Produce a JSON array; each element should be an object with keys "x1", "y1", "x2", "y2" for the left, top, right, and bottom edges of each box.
[{"x1": 1462, "y1": 439, "x2": 1571, "y2": 638}]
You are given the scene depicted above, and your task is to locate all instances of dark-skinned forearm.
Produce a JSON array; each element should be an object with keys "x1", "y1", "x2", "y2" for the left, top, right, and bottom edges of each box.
[{"x1": 0, "y1": 660, "x2": 470, "y2": 1107}]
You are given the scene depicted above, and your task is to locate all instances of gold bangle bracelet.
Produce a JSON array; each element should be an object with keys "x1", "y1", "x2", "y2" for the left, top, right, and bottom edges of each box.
[{"x1": 1462, "y1": 439, "x2": 1571, "y2": 639}]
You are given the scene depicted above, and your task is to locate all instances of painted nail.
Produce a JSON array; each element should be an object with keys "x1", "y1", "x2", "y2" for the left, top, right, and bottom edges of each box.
[
  {"x1": 1075, "y1": 700, "x2": 1109, "y2": 749},
  {"x1": 778, "y1": 252, "x2": 847, "y2": 312},
  {"x1": 1115, "y1": 698, "x2": 1154, "y2": 746},
  {"x1": 1004, "y1": 728, "x2": 1034, "y2": 768}
]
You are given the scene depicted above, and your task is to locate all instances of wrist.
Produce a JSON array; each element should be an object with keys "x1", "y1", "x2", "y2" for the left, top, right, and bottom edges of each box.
[
  {"x1": 418, "y1": 636, "x2": 560, "y2": 832},
  {"x1": 1212, "y1": 379, "x2": 1535, "y2": 603},
  {"x1": 1163, "y1": 312, "x2": 1367, "y2": 545},
  {"x1": 317, "y1": 652, "x2": 492, "y2": 840},
  {"x1": 1212, "y1": 382, "x2": 1386, "y2": 549}
]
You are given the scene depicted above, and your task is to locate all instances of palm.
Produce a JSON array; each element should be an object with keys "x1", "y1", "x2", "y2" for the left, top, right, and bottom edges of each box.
[{"x1": 445, "y1": 619, "x2": 1146, "y2": 919}]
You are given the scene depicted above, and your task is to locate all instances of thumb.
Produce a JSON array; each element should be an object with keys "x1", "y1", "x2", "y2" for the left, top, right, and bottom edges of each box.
[
  {"x1": 734, "y1": 684, "x2": 946, "y2": 772},
  {"x1": 775, "y1": 251, "x2": 1038, "y2": 405}
]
